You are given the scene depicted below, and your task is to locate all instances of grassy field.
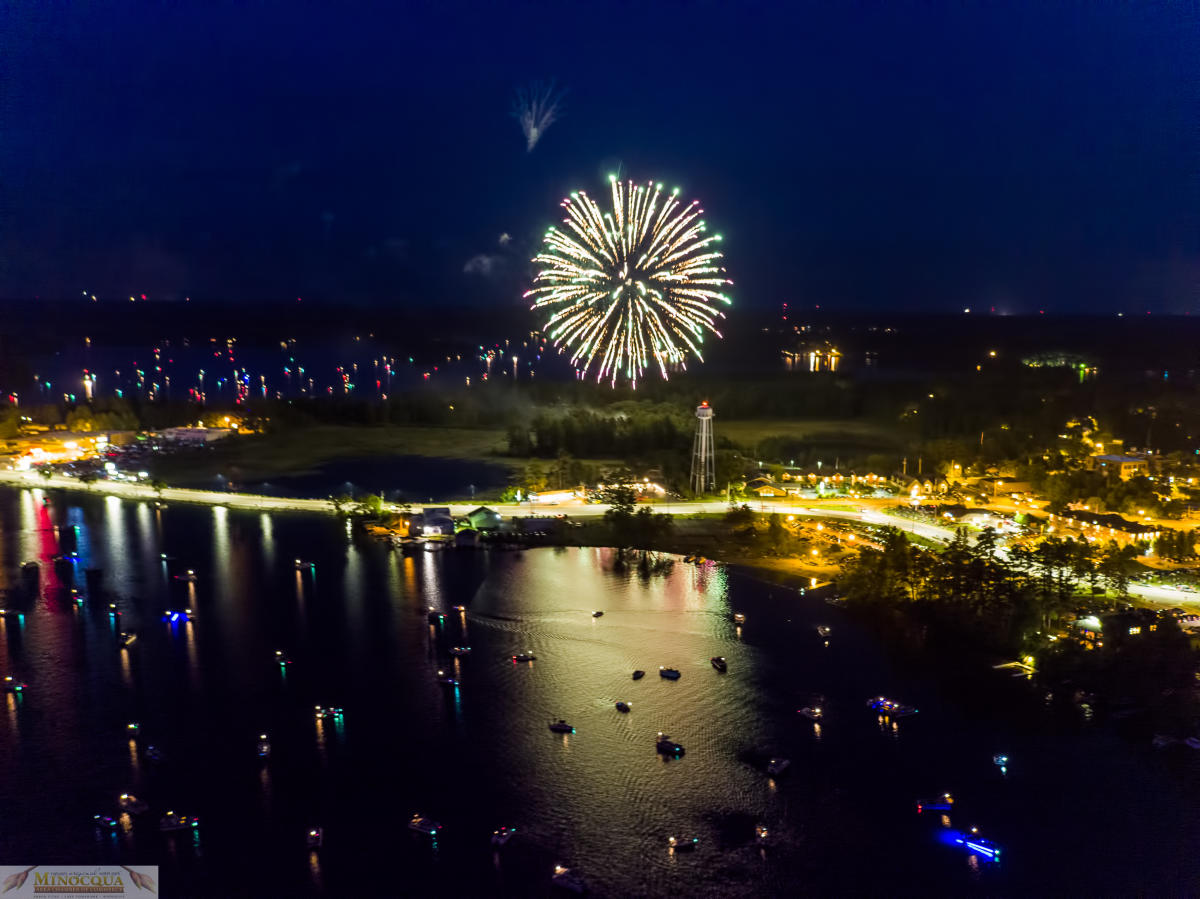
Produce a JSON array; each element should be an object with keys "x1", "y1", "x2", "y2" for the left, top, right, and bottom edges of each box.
[
  {"x1": 148, "y1": 425, "x2": 513, "y2": 483},
  {"x1": 717, "y1": 419, "x2": 902, "y2": 453}
]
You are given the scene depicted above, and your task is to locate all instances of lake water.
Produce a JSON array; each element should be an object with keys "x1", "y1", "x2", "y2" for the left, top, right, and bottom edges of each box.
[{"x1": 1, "y1": 486, "x2": 1198, "y2": 897}]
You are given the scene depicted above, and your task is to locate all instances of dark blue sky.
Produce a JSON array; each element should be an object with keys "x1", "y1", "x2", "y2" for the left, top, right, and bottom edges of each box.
[{"x1": 2, "y1": 1, "x2": 1197, "y2": 312}]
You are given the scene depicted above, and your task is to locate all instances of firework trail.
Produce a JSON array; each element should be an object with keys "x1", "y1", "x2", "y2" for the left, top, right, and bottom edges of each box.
[
  {"x1": 526, "y1": 176, "x2": 733, "y2": 387},
  {"x1": 513, "y1": 80, "x2": 566, "y2": 152}
]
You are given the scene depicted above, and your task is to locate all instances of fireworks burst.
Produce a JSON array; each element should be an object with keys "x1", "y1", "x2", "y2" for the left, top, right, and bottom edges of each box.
[
  {"x1": 526, "y1": 176, "x2": 732, "y2": 387},
  {"x1": 512, "y1": 80, "x2": 566, "y2": 152}
]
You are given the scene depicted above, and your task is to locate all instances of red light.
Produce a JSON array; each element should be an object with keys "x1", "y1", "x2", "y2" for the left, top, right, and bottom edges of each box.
[{"x1": 141, "y1": 294, "x2": 146, "y2": 300}]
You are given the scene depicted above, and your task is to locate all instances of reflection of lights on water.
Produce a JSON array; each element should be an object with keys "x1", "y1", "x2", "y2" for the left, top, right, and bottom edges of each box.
[
  {"x1": 812, "y1": 722, "x2": 822, "y2": 741},
  {"x1": 308, "y1": 850, "x2": 323, "y2": 888},
  {"x1": 128, "y1": 739, "x2": 139, "y2": 770},
  {"x1": 119, "y1": 649, "x2": 133, "y2": 686}
]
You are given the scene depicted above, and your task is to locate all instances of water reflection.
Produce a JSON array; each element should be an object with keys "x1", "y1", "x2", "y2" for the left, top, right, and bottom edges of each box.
[{"x1": 0, "y1": 487, "x2": 1188, "y2": 898}]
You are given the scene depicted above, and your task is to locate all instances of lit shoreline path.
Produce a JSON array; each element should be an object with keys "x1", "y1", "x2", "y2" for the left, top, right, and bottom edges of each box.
[{"x1": 0, "y1": 468, "x2": 1191, "y2": 606}]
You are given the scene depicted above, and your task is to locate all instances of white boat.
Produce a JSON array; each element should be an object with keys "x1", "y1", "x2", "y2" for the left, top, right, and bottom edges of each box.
[
  {"x1": 314, "y1": 705, "x2": 344, "y2": 720},
  {"x1": 551, "y1": 865, "x2": 586, "y2": 894},
  {"x1": 766, "y1": 758, "x2": 791, "y2": 776},
  {"x1": 117, "y1": 793, "x2": 148, "y2": 815}
]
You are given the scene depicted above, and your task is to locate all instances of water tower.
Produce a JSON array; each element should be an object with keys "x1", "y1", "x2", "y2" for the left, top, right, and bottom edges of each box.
[{"x1": 690, "y1": 402, "x2": 716, "y2": 494}]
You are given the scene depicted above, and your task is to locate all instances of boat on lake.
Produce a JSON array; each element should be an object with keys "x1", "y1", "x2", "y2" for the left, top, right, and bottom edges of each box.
[
  {"x1": 173, "y1": 570, "x2": 197, "y2": 582},
  {"x1": 436, "y1": 670, "x2": 459, "y2": 687},
  {"x1": 2, "y1": 676, "x2": 25, "y2": 694},
  {"x1": 797, "y1": 706, "x2": 823, "y2": 720},
  {"x1": 655, "y1": 732, "x2": 685, "y2": 756},
  {"x1": 916, "y1": 792, "x2": 955, "y2": 812},
  {"x1": 632, "y1": 670, "x2": 645, "y2": 680},
  {"x1": 615, "y1": 701, "x2": 631, "y2": 713},
  {"x1": 408, "y1": 813, "x2": 443, "y2": 836},
  {"x1": 733, "y1": 612, "x2": 746, "y2": 625},
  {"x1": 491, "y1": 825, "x2": 516, "y2": 847},
  {"x1": 710, "y1": 656, "x2": 727, "y2": 672},
  {"x1": 659, "y1": 667, "x2": 681, "y2": 680},
  {"x1": 513, "y1": 652, "x2": 536, "y2": 663},
  {"x1": 118, "y1": 793, "x2": 148, "y2": 814},
  {"x1": 551, "y1": 864, "x2": 586, "y2": 894},
  {"x1": 314, "y1": 705, "x2": 344, "y2": 720},
  {"x1": 549, "y1": 719, "x2": 575, "y2": 734},
  {"x1": 867, "y1": 696, "x2": 918, "y2": 717},
  {"x1": 592, "y1": 610, "x2": 604, "y2": 618},
  {"x1": 93, "y1": 814, "x2": 118, "y2": 830},
  {"x1": 119, "y1": 632, "x2": 137, "y2": 648},
  {"x1": 766, "y1": 758, "x2": 791, "y2": 776},
  {"x1": 159, "y1": 811, "x2": 199, "y2": 832},
  {"x1": 816, "y1": 625, "x2": 832, "y2": 637},
  {"x1": 256, "y1": 733, "x2": 271, "y2": 758},
  {"x1": 307, "y1": 826, "x2": 324, "y2": 849},
  {"x1": 668, "y1": 835, "x2": 699, "y2": 852},
  {"x1": 755, "y1": 824, "x2": 771, "y2": 846},
  {"x1": 449, "y1": 646, "x2": 472, "y2": 656}
]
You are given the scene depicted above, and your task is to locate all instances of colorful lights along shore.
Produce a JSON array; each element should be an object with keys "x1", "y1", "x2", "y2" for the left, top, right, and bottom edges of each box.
[{"x1": 526, "y1": 176, "x2": 733, "y2": 388}]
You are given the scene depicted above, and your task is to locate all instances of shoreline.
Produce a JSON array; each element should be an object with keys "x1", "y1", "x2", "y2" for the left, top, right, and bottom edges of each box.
[{"x1": 3, "y1": 469, "x2": 1192, "y2": 608}]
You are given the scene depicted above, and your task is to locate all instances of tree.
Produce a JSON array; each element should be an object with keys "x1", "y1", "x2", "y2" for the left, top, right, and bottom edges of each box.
[{"x1": 1098, "y1": 542, "x2": 1138, "y2": 598}]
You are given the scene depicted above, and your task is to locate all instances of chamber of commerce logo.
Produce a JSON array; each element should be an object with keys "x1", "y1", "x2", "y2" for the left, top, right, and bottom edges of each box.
[{"x1": 0, "y1": 867, "x2": 157, "y2": 897}]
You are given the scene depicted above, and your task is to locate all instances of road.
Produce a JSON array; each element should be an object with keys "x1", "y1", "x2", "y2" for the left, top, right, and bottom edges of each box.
[{"x1": 3, "y1": 469, "x2": 1193, "y2": 606}]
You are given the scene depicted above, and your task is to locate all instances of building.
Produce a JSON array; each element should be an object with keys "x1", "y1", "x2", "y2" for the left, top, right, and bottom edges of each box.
[
  {"x1": 408, "y1": 507, "x2": 455, "y2": 538},
  {"x1": 1046, "y1": 509, "x2": 1158, "y2": 546},
  {"x1": 466, "y1": 506, "x2": 503, "y2": 531},
  {"x1": 1088, "y1": 454, "x2": 1150, "y2": 480}
]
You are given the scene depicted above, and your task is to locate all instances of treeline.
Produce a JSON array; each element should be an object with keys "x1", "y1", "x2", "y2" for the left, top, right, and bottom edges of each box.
[
  {"x1": 507, "y1": 403, "x2": 692, "y2": 457},
  {"x1": 838, "y1": 527, "x2": 1143, "y2": 652}
]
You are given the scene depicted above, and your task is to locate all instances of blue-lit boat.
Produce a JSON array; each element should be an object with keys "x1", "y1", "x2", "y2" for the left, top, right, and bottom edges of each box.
[
  {"x1": 951, "y1": 828, "x2": 1001, "y2": 861},
  {"x1": 916, "y1": 792, "x2": 954, "y2": 812},
  {"x1": 866, "y1": 696, "x2": 917, "y2": 717}
]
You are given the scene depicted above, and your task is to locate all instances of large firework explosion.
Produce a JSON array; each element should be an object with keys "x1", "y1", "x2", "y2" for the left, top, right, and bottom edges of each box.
[{"x1": 526, "y1": 176, "x2": 733, "y2": 388}]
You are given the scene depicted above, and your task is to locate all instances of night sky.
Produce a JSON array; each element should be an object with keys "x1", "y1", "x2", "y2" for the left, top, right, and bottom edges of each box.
[{"x1": 2, "y1": 1, "x2": 1197, "y2": 312}]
